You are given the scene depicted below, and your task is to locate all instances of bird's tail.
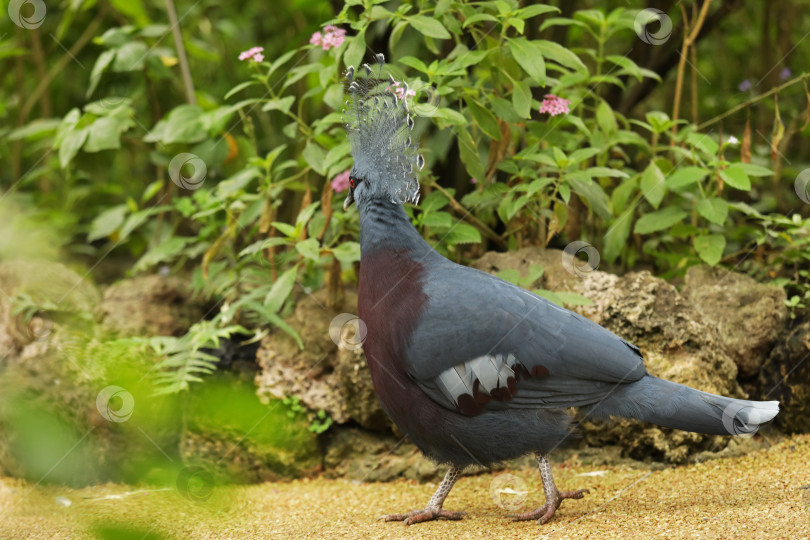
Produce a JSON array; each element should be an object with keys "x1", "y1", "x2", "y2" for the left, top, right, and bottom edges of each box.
[{"x1": 588, "y1": 375, "x2": 779, "y2": 436}]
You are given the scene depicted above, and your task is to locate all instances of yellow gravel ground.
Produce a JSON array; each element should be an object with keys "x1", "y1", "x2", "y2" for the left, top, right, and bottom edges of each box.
[{"x1": 1, "y1": 434, "x2": 808, "y2": 539}]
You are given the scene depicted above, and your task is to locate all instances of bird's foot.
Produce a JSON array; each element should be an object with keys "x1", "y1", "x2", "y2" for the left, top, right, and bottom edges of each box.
[
  {"x1": 507, "y1": 489, "x2": 589, "y2": 524},
  {"x1": 379, "y1": 507, "x2": 467, "y2": 526}
]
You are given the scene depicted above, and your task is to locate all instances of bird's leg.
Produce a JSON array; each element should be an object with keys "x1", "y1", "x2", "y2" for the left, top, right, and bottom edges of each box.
[
  {"x1": 380, "y1": 465, "x2": 467, "y2": 525},
  {"x1": 508, "y1": 453, "x2": 589, "y2": 524}
]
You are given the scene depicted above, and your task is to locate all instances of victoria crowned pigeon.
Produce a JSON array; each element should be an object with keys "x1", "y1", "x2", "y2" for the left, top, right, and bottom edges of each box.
[{"x1": 341, "y1": 55, "x2": 779, "y2": 526}]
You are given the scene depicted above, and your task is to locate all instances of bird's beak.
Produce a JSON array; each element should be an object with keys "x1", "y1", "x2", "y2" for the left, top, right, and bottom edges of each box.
[{"x1": 343, "y1": 191, "x2": 355, "y2": 210}]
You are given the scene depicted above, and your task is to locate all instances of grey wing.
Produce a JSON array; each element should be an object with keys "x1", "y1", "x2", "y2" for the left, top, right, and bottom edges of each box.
[{"x1": 404, "y1": 263, "x2": 646, "y2": 415}]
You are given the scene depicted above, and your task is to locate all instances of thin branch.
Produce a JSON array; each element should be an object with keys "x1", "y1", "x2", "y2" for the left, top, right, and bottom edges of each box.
[
  {"x1": 672, "y1": 0, "x2": 713, "y2": 132},
  {"x1": 18, "y1": 5, "x2": 108, "y2": 124},
  {"x1": 697, "y1": 72, "x2": 810, "y2": 130},
  {"x1": 428, "y1": 182, "x2": 506, "y2": 249},
  {"x1": 165, "y1": 0, "x2": 196, "y2": 104}
]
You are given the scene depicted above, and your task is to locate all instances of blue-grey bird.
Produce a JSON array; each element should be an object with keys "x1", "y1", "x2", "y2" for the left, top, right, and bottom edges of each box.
[{"x1": 342, "y1": 54, "x2": 779, "y2": 526}]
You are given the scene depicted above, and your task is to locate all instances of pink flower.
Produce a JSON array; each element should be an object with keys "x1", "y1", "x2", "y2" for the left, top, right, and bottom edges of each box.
[
  {"x1": 310, "y1": 26, "x2": 346, "y2": 51},
  {"x1": 387, "y1": 80, "x2": 416, "y2": 101},
  {"x1": 470, "y1": 178, "x2": 478, "y2": 184},
  {"x1": 238, "y1": 46, "x2": 264, "y2": 63},
  {"x1": 331, "y1": 170, "x2": 351, "y2": 193},
  {"x1": 538, "y1": 94, "x2": 570, "y2": 116}
]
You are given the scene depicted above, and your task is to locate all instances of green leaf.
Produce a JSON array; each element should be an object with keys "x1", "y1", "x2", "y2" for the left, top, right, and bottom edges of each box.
[
  {"x1": 465, "y1": 98, "x2": 501, "y2": 140},
  {"x1": 58, "y1": 127, "x2": 89, "y2": 168},
  {"x1": 634, "y1": 206, "x2": 688, "y2": 234},
  {"x1": 86, "y1": 49, "x2": 116, "y2": 98},
  {"x1": 84, "y1": 116, "x2": 133, "y2": 152},
  {"x1": 719, "y1": 164, "x2": 751, "y2": 191},
  {"x1": 331, "y1": 242, "x2": 361, "y2": 264},
  {"x1": 604, "y1": 209, "x2": 633, "y2": 263},
  {"x1": 640, "y1": 162, "x2": 666, "y2": 209},
  {"x1": 534, "y1": 40, "x2": 587, "y2": 72},
  {"x1": 420, "y1": 191, "x2": 451, "y2": 213},
  {"x1": 737, "y1": 163, "x2": 774, "y2": 177},
  {"x1": 88, "y1": 204, "x2": 128, "y2": 242},
  {"x1": 512, "y1": 79, "x2": 532, "y2": 119},
  {"x1": 423, "y1": 211, "x2": 452, "y2": 228},
  {"x1": 596, "y1": 101, "x2": 617, "y2": 135},
  {"x1": 687, "y1": 132, "x2": 719, "y2": 156},
  {"x1": 666, "y1": 167, "x2": 707, "y2": 190},
  {"x1": 443, "y1": 222, "x2": 481, "y2": 245},
  {"x1": 696, "y1": 197, "x2": 728, "y2": 225},
  {"x1": 568, "y1": 177, "x2": 610, "y2": 220},
  {"x1": 302, "y1": 141, "x2": 326, "y2": 175},
  {"x1": 262, "y1": 96, "x2": 295, "y2": 114},
  {"x1": 516, "y1": 5, "x2": 559, "y2": 19},
  {"x1": 693, "y1": 234, "x2": 726, "y2": 266},
  {"x1": 344, "y1": 29, "x2": 366, "y2": 68},
  {"x1": 295, "y1": 238, "x2": 321, "y2": 262},
  {"x1": 111, "y1": 41, "x2": 148, "y2": 71},
  {"x1": 554, "y1": 291, "x2": 593, "y2": 306},
  {"x1": 434, "y1": 107, "x2": 467, "y2": 125},
  {"x1": 145, "y1": 105, "x2": 205, "y2": 144},
  {"x1": 224, "y1": 80, "x2": 260, "y2": 100},
  {"x1": 265, "y1": 267, "x2": 298, "y2": 313},
  {"x1": 457, "y1": 127, "x2": 485, "y2": 180},
  {"x1": 409, "y1": 15, "x2": 451, "y2": 39},
  {"x1": 508, "y1": 38, "x2": 546, "y2": 85}
]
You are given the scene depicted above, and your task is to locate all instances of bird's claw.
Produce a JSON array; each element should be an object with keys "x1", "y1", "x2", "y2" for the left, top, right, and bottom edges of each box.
[
  {"x1": 507, "y1": 488, "x2": 589, "y2": 524},
  {"x1": 380, "y1": 508, "x2": 467, "y2": 525}
]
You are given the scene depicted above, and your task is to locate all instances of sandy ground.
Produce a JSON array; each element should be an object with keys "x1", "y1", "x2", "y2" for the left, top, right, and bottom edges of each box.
[{"x1": 1, "y1": 434, "x2": 809, "y2": 540}]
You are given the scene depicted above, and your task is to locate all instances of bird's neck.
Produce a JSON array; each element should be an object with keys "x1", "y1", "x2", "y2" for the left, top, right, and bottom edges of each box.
[{"x1": 356, "y1": 196, "x2": 435, "y2": 257}]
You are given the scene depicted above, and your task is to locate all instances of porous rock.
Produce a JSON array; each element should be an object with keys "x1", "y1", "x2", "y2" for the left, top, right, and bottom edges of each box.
[{"x1": 255, "y1": 288, "x2": 389, "y2": 431}]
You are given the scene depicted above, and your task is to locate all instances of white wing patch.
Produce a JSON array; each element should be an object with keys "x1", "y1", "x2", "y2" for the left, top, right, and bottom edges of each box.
[{"x1": 433, "y1": 353, "x2": 552, "y2": 415}]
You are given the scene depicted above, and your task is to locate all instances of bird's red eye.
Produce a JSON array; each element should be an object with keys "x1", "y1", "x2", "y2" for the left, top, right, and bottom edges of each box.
[{"x1": 350, "y1": 178, "x2": 355, "y2": 189}]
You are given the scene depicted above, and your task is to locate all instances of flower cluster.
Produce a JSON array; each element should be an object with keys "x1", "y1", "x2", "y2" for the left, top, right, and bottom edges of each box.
[
  {"x1": 538, "y1": 94, "x2": 570, "y2": 116},
  {"x1": 331, "y1": 170, "x2": 351, "y2": 193},
  {"x1": 238, "y1": 46, "x2": 264, "y2": 63},
  {"x1": 388, "y1": 80, "x2": 415, "y2": 101},
  {"x1": 310, "y1": 25, "x2": 346, "y2": 51}
]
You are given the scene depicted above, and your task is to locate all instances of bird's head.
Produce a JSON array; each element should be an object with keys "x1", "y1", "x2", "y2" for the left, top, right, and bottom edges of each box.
[{"x1": 342, "y1": 54, "x2": 423, "y2": 211}]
